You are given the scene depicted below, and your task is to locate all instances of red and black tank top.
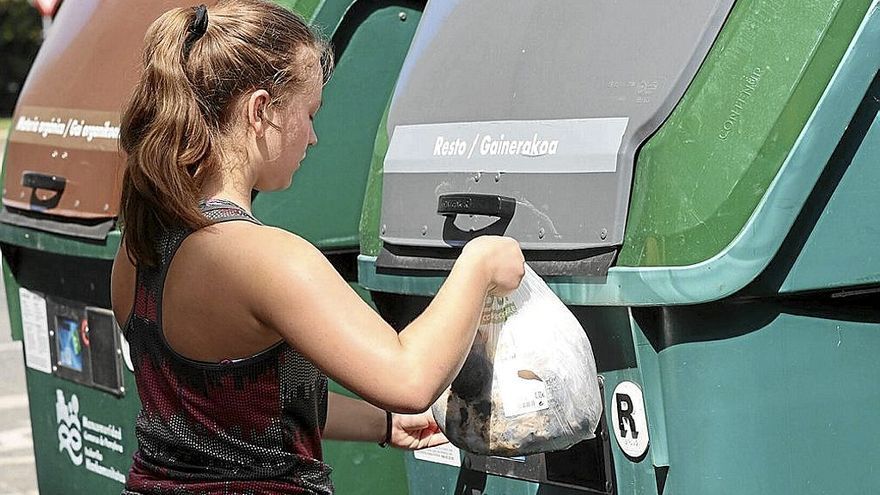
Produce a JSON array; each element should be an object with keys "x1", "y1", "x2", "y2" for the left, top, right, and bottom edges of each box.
[{"x1": 121, "y1": 199, "x2": 332, "y2": 495}]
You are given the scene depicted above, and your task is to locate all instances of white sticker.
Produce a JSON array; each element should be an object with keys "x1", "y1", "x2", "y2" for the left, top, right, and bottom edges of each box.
[
  {"x1": 119, "y1": 332, "x2": 134, "y2": 373},
  {"x1": 19, "y1": 288, "x2": 51, "y2": 373},
  {"x1": 386, "y1": 117, "x2": 629, "y2": 174},
  {"x1": 491, "y1": 455, "x2": 527, "y2": 463},
  {"x1": 413, "y1": 443, "x2": 461, "y2": 467},
  {"x1": 611, "y1": 381, "x2": 650, "y2": 459},
  {"x1": 498, "y1": 363, "x2": 550, "y2": 418}
]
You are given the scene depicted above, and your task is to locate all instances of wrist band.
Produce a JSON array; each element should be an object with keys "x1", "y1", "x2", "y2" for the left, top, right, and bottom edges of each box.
[{"x1": 378, "y1": 411, "x2": 392, "y2": 448}]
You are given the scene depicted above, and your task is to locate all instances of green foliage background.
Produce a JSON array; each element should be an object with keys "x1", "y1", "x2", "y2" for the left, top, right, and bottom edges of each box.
[{"x1": 0, "y1": 0, "x2": 42, "y2": 115}]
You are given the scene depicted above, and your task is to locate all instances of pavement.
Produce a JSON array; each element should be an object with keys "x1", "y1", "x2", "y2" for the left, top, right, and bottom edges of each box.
[
  {"x1": 0, "y1": 135, "x2": 40, "y2": 494},
  {"x1": 0, "y1": 338, "x2": 38, "y2": 495}
]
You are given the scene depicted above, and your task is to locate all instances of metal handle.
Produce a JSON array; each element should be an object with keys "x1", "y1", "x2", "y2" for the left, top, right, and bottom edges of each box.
[
  {"x1": 437, "y1": 194, "x2": 516, "y2": 218},
  {"x1": 22, "y1": 172, "x2": 66, "y2": 192}
]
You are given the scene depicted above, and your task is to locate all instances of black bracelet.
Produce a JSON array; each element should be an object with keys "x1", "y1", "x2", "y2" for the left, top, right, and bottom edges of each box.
[{"x1": 378, "y1": 411, "x2": 392, "y2": 448}]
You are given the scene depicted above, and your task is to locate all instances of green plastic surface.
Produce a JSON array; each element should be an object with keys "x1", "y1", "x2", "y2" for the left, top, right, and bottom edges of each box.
[
  {"x1": 3, "y1": 255, "x2": 23, "y2": 341},
  {"x1": 0, "y1": 224, "x2": 120, "y2": 260},
  {"x1": 776, "y1": 91, "x2": 880, "y2": 293},
  {"x1": 618, "y1": 0, "x2": 871, "y2": 267},
  {"x1": 254, "y1": 3, "x2": 421, "y2": 251},
  {"x1": 26, "y1": 367, "x2": 141, "y2": 494},
  {"x1": 356, "y1": 4, "x2": 880, "y2": 494},
  {"x1": 640, "y1": 302, "x2": 880, "y2": 494},
  {"x1": 359, "y1": 102, "x2": 390, "y2": 257},
  {"x1": 359, "y1": 2, "x2": 879, "y2": 306},
  {"x1": 358, "y1": 1, "x2": 880, "y2": 305},
  {"x1": 278, "y1": 0, "x2": 325, "y2": 21}
]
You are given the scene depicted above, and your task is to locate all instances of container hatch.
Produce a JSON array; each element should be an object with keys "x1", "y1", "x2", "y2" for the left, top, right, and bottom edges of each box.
[
  {"x1": 1, "y1": 1, "x2": 188, "y2": 239},
  {"x1": 379, "y1": 0, "x2": 735, "y2": 274}
]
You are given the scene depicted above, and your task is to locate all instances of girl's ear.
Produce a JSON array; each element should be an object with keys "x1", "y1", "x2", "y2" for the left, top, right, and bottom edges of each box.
[{"x1": 247, "y1": 89, "x2": 272, "y2": 138}]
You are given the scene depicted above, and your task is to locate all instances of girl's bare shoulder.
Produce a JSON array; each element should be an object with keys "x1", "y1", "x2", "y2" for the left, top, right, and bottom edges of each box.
[
  {"x1": 187, "y1": 221, "x2": 319, "y2": 259},
  {"x1": 181, "y1": 221, "x2": 330, "y2": 289},
  {"x1": 177, "y1": 221, "x2": 346, "y2": 327}
]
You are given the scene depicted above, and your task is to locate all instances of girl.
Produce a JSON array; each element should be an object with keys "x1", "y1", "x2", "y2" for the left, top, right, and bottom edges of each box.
[{"x1": 111, "y1": 1, "x2": 525, "y2": 494}]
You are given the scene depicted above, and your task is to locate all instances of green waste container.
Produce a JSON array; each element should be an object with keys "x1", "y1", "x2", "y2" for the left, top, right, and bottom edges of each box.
[
  {"x1": 0, "y1": 0, "x2": 422, "y2": 493},
  {"x1": 358, "y1": 0, "x2": 880, "y2": 494}
]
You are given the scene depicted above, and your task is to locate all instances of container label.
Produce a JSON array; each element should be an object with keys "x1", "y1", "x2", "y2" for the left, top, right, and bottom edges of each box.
[
  {"x1": 55, "y1": 389, "x2": 128, "y2": 484},
  {"x1": 611, "y1": 380, "x2": 650, "y2": 459},
  {"x1": 10, "y1": 106, "x2": 121, "y2": 151},
  {"x1": 19, "y1": 288, "x2": 51, "y2": 374},
  {"x1": 385, "y1": 118, "x2": 628, "y2": 174},
  {"x1": 413, "y1": 443, "x2": 462, "y2": 467}
]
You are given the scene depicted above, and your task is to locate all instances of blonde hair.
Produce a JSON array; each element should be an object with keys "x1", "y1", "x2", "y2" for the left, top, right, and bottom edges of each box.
[{"x1": 119, "y1": 0, "x2": 333, "y2": 266}]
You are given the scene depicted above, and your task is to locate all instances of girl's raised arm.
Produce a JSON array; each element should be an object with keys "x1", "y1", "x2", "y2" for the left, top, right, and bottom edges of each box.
[{"x1": 245, "y1": 230, "x2": 524, "y2": 413}]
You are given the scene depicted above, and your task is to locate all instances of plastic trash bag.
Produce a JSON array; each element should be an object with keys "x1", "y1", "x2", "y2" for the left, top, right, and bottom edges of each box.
[{"x1": 431, "y1": 264, "x2": 603, "y2": 456}]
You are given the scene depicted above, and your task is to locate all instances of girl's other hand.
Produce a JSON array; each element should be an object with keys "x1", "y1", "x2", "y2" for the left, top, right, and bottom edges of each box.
[{"x1": 389, "y1": 411, "x2": 448, "y2": 450}]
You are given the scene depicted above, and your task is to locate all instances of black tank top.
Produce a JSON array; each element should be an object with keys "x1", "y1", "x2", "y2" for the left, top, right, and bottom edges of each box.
[{"x1": 122, "y1": 199, "x2": 332, "y2": 494}]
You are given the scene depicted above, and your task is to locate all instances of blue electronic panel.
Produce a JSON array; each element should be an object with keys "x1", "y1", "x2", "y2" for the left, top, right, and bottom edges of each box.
[{"x1": 56, "y1": 317, "x2": 83, "y2": 372}]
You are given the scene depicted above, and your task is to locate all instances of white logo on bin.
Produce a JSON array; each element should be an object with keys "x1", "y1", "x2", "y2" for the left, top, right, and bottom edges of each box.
[
  {"x1": 611, "y1": 380, "x2": 649, "y2": 459},
  {"x1": 56, "y1": 389, "x2": 83, "y2": 466}
]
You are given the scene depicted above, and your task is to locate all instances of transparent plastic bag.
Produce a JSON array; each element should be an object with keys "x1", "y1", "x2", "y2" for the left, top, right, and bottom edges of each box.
[{"x1": 431, "y1": 264, "x2": 603, "y2": 456}]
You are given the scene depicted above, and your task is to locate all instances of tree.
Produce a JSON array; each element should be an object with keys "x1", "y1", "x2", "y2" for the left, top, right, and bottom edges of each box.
[{"x1": 0, "y1": 0, "x2": 42, "y2": 115}]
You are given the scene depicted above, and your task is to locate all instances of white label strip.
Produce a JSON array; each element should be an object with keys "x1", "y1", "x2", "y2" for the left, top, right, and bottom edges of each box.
[
  {"x1": 385, "y1": 117, "x2": 628, "y2": 174},
  {"x1": 19, "y1": 288, "x2": 51, "y2": 374},
  {"x1": 413, "y1": 443, "x2": 462, "y2": 467}
]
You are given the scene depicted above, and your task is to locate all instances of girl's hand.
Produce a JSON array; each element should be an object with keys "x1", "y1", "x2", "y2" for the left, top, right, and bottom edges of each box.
[
  {"x1": 460, "y1": 236, "x2": 525, "y2": 297},
  {"x1": 389, "y1": 410, "x2": 448, "y2": 450}
]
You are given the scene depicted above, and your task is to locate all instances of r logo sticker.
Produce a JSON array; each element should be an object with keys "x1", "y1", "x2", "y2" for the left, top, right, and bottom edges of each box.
[
  {"x1": 611, "y1": 381, "x2": 649, "y2": 459},
  {"x1": 615, "y1": 393, "x2": 639, "y2": 439}
]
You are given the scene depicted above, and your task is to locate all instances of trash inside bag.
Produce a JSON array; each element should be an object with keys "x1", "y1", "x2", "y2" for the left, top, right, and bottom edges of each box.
[{"x1": 431, "y1": 264, "x2": 603, "y2": 457}]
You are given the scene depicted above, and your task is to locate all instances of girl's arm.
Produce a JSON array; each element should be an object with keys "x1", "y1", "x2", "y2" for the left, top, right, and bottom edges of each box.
[
  {"x1": 323, "y1": 392, "x2": 386, "y2": 443},
  {"x1": 323, "y1": 392, "x2": 447, "y2": 450},
  {"x1": 242, "y1": 230, "x2": 523, "y2": 414}
]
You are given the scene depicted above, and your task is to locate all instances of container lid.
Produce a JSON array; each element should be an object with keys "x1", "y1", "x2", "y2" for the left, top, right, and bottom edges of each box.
[
  {"x1": 2, "y1": 1, "x2": 192, "y2": 236},
  {"x1": 379, "y1": 0, "x2": 734, "y2": 272}
]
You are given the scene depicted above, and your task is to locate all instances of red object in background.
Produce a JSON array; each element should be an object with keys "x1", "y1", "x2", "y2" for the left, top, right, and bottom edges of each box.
[{"x1": 31, "y1": 0, "x2": 62, "y2": 17}]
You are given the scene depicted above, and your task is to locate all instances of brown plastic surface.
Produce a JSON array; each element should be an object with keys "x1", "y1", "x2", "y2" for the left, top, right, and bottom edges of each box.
[{"x1": 3, "y1": 1, "x2": 213, "y2": 219}]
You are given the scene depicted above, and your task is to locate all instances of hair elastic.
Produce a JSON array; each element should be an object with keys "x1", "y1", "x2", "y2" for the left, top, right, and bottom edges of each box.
[
  {"x1": 184, "y1": 4, "x2": 209, "y2": 55},
  {"x1": 378, "y1": 411, "x2": 392, "y2": 448},
  {"x1": 190, "y1": 5, "x2": 209, "y2": 38}
]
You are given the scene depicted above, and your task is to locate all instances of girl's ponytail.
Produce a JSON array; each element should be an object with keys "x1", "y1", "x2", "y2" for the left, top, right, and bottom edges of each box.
[
  {"x1": 120, "y1": 6, "x2": 216, "y2": 266},
  {"x1": 119, "y1": 0, "x2": 333, "y2": 266}
]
